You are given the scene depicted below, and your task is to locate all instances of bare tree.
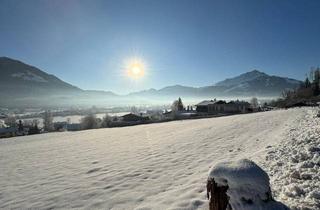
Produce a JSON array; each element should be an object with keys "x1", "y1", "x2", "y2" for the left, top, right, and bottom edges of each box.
[
  {"x1": 171, "y1": 100, "x2": 179, "y2": 112},
  {"x1": 130, "y1": 106, "x2": 139, "y2": 114},
  {"x1": 81, "y1": 114, "x2": 98, "y2": 130},
  {"x1": 27, "y1": 119, "x2": 40, "y2": 135},
  {"x1": 101, "y1": 114, "x2": 112, "y2": 128},
  {"x1": 4, "y1": 116, "x2": 16, "y2": 127},
  {"x1": 171, "y1": 97, "x2": 184, "y2": 112},
  {"x1": 43, "y1": 110, "x2": 54, "y2": 132},
  {"x1": 250, "y1": 97, "x2": 259, "y2": 109}
]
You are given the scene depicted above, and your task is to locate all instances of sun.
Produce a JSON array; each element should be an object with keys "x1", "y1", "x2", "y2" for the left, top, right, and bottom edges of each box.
[{"x1": 127, "y1": 59, "x2": 145, "y2": 79}]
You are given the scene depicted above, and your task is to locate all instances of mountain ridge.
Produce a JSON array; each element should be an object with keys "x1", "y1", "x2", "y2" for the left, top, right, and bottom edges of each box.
[
  {"x1": 129, "y1": 70, "x2": 302, "y2": 98},
  {"x1": 0, "y1": 57, "x2": 302, "y2": 107}
]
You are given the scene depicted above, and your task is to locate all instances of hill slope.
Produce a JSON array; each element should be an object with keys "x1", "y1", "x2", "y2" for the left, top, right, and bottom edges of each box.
[
  {"x1": 0, "y1": 108, "x2": 313, "y2": 209},
  {"x1": 0, "y1": 57, "x2": 81, "y2": 95},
  {"x1": 0, "y1": 57, "x2": 117, "y2": 107}
]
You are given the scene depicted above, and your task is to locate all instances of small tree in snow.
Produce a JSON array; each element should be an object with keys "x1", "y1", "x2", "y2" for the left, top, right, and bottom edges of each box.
[
  {"x1": 43, "y1": 110, "x2": 54, "y2": 132},
  {"x1": 18, "y1": 120, "x2": 24, "y2": 132},
  {"x1": 81, "y1": 114, "x2": 98, "y2": 130},
  {"x1": 171, "y1": 97, "x2": 184, "y2": 112},
  {"x1": 171, "y1": 97, "x2": 184, "y2": 119},
  {"x1": 101, "y1": 114, "x2": 112, "y2": 128},
  {"x1": 130, "y1": 106, "x2": 139, "y2": 114},
  {"x1": 28, "y1": 119, "x2": 40, "y2": 135},
  {"x1": 4, "y1": 116, "x2": 16, "y2": 127},
  {"x1": 250, "y1": 97, "x2": 259, "y2": 109}
]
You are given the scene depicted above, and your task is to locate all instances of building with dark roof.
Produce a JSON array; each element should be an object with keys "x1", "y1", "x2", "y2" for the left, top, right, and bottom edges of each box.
[
  {"x1": 121, "y1": 113, "x2": 149, "y2": 122},
  {"x1": 196, "y1": 99, "x2": 250, "y2": 114},
  {"x1": 0, "y1": 127, "x2": 16, "y2": 138}
]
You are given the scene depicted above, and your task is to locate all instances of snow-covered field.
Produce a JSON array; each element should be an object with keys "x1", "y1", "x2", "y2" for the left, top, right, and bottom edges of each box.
[{"x1": 0, "y1": 108, "x2": 318, "y2": 209}]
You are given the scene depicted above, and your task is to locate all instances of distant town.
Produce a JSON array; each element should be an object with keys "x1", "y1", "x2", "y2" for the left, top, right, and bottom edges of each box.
[
  {"x1": 0, "y1": 97, "x2": 266, "y2": 138},
  {"x1": 2, "y1": 67, "x2": 320, "y2": 138}
]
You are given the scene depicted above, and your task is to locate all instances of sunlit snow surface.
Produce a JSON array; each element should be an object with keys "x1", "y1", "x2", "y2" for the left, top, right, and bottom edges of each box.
[
  {"x1": 264, "y1": 108, "x2": 320, "y2": 210},
  {"x1": 0, "y1": 108, "x2": 317, "y2": 209}
]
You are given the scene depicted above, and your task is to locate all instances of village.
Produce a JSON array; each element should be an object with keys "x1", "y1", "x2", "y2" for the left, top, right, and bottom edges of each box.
[{"x1": 0, "y1": 97, "x2": 263, "y2": 138}]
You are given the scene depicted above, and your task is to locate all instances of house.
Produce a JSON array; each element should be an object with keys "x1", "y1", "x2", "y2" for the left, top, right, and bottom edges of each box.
[
  {"x1": 54, "y1": 122, "x2": 68, "y2": 131},
  {"x1": 121, "y1": 113, "x2": 149, "y2": 122},
  {"x1": 66, "y1": 123, "x2": 82, "y2": 131},
  {"x1": 196, "y1": 100, "x2": 225, "y2": 113},
  {"x1": 162, "y1": 110, "x2": 197, "y2": 119},
  {"x1": 163, "y1": 110, "x2": 173, "y2": 118},
  {"x1": 0, "y1": 127, "x2": 17, "y2": 138},
  {"x1": 226, "y1": 100, "x2": 251, "y2": 113},
  {"x1": 196, "y1": 99, "x2": 250, "y2": 114}
]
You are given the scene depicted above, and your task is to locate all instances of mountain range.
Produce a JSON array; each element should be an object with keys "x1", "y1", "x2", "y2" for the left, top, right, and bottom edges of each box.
[
  {"x1": 129, "y1": 70, "x2": 301, "y2": 99},
  {"x1": 0, "y1": 57, "x2": 302, "y2": 108}
]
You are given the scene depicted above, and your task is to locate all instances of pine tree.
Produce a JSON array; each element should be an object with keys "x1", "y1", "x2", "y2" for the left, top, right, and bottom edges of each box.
[
  {"x1": 304, "y1": 77, "x2": 311, "y2": 88},
  {"x1": 311, "y1": 68, "x2": 320, "y2": 96},
  {"x1": 177, "y1": 97, "x2": 184, "y2": 111},
  {"x1": 18, "y1": 120, "x2": 23, "y2": 132}
]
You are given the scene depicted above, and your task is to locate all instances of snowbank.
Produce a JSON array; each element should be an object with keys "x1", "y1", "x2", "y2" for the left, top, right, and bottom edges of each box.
[
  {"x1": 265, "y1": 108, "x2": 320, "y2": 210},
  {"x1": 208, "y1": 159, "x2": 288, "y2": 210}
]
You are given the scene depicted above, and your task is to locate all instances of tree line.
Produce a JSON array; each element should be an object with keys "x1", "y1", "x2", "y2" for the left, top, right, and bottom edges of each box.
[{"x1": 270, "y1": 67, "x2": 320, "y2": 108}]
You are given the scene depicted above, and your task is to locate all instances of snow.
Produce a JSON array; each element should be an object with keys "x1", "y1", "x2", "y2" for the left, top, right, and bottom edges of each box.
[
  {"x1": 264, "y1": 107, "x2": 320, "y2": 210},
  {"x1": 0, "y1": 108, "x2": 318, "y2": 209},
  {"x1": 11, "y1": 71, "x2": 47, "y2": 83}
]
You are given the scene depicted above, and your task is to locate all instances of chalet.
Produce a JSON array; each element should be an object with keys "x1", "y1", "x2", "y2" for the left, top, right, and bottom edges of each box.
[
  {"x1": 196, "y1": 100, "x2": 225, "y2": 113},
  {"x1": 121, "y1": 113, "x2": 149, "y2": 122},
  {"x1": 196, "y1": 100, "x2": 250, "y2": 114}
]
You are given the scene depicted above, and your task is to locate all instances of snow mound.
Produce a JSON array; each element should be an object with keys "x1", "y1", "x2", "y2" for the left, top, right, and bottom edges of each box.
[
  {"x1": 265, "y1": 108, "x2": 320, "y2": 210},
  {"x1": 208, "y1": 159, "x2": 288, "y2": 210}
]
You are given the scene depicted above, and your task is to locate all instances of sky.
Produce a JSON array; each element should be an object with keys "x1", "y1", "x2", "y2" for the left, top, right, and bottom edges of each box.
[{"x1": 1, "y1": 0, "x2": 320, "y2": 94}]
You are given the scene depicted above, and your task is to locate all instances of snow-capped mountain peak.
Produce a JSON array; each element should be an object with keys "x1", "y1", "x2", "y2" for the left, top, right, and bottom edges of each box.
[
  {"x1": 11, "y1": 71, "x2": 48, "y2": 83},
  {"x1": 215, "y1": 70, "x2": 268, "y2": 87}
]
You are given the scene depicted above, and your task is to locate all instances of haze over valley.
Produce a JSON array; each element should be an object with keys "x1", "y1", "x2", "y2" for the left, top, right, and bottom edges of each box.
[{"x1": 0, "y1": 57, "x2": 302, "y2": 108}]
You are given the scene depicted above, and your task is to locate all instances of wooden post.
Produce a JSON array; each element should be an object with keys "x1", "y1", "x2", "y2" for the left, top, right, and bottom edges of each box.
[{"x1": 207, "y1": 178, "x2": 230, "y2": 210}]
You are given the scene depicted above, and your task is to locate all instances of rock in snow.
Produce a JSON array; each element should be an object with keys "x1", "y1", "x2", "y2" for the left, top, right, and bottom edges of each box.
[{"x1": 207, "y1": 159, "x2": 288, "y2": 210}]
